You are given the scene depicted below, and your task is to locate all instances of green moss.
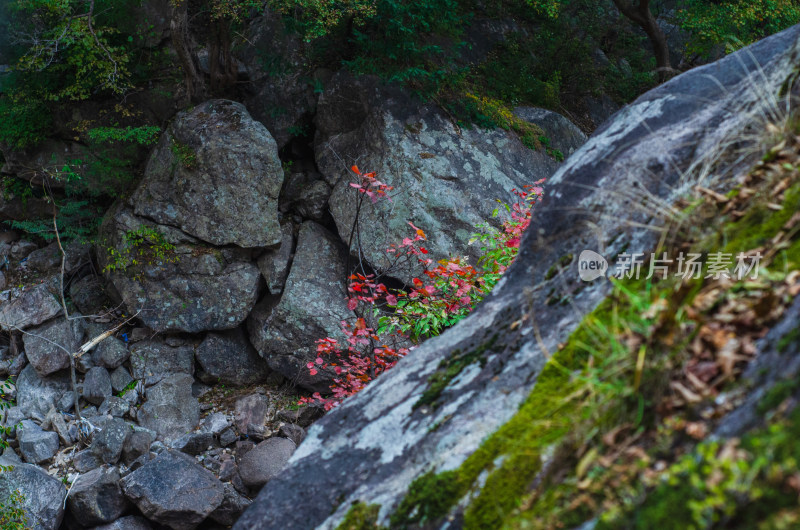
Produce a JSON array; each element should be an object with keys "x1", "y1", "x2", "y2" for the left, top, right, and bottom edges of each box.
[
  {"x1": 777, "y1": 327, "x2": 800, "y2": 353},
  {"x1": 721, "y1": 182, "x2": 800, "y2": 256},
  {"x1": 545, "y1": 253, "x2": 574, "y2": 280},
  {"x1": 336, "y1": 502, "x2": 384, "y2": 530},
  {"x1": 605, "y1": 407, "x2": 800, "y2": 528},
  {"x1": 170, "y1": 137, "x2": 198, "y2": 170},
  {"x1": 757, "y1": 378, "x2": 799, "y2": 415},
  {"x1": 414, "y1": 337, "x2": 497, "y2": 410},
  {"x1": 389, "y1": 471, "x2": 464, "y2": 528}
]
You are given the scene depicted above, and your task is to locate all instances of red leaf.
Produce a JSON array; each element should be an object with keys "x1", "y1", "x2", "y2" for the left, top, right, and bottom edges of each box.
[
  {"x1": 348, "y1": 298, "x2": 358, "y2": 311},
  {"x1": 386, "y1": 294, "x2": 398, "y2": 306}
]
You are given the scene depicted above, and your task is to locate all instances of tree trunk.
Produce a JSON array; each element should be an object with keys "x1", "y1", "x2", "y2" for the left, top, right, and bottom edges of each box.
[
  {"x1": 170, "y1": 1, "x2": 206, "y2": 102},
  {"x1": 611, "y1": 0, "x2": 673, "y2": 82}
]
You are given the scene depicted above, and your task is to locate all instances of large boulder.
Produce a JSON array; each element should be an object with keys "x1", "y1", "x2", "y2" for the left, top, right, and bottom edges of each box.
[
  {"x1": 234, "y1": 25, "x2": 800, "y2": 530},
  {"x1": 195, "y1": 327, "x2": 270, "y2": 386},
  {"x1": 0, "y1": 276, "x2": 62, "y2": 331},
  {"x1": 131, "y1": 99, "x2": 284, "y2": 249},
  {"x1": 98, "y1": 203, "x2": 260, "y2": 333},
  {"x1": 23, "y1": 316, "x2": 85, "y2": 376},
  {"x1": 121, "y1": 449, "x2": 224, "y2": 529},
  {"x1": 248, "y1": 221, "x2": 353, "y2": 391},
  {"x1": 0, "y1": 456, "x2": 66, "y2": 530},
  {"x1": 314, "y1": 71, "x2": 564, "y2": 281}
]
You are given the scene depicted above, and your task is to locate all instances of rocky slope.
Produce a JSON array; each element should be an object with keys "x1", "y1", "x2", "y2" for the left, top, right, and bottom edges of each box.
[
  {"x1": 0, "y1": 6, "x2": 799, "y2": 530},
  {"x1": 235, "y1": 24, "x2": 800, "y2": 529}
]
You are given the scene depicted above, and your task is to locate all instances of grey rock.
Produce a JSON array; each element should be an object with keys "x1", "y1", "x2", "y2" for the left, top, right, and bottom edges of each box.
[
  {"x1": 219, "y1": 428, "x2": 238, "y2": 447},
  {"x1": 130, "y1": 339, "x2": 193, "y2": 381},
  {"x1": 0, "y1": 456, "x2": 66, "y2": 529},
  {"x1": 18, "y1": 420, "x2": 59, "y2": 464},
  {"x1": 281, "y1": 173, "x2": 331, "y2": 221},
  {"x1": 255, "y1": 222, "x2": 294, "y2": 295},
  {"x1": 73, "y1": 449, "x2": 104, "y2": 473},
  {"x1": 169, "y1": 431, "x2": 215, "y2": 455},
  {"x1": 200, "y1": 412, "x2": 230, "y2": 435},
  {"x1": 83, "y1": 367, "x2": 113, "y2": 406},
  {"x1": 277, "y1": 406, "x2": 323, "y2": 428},
  {"x1": 90, "y1": 418, "x2": 131, "y2": 464},
  {"x1": 514, "y1": 107, "x2": 588, "y2": 157},
  {"x1": 234, "y1": 25, "x2": 800, "y2": 530},
  {"x1": 10, "y1": 240, "x2": 37, "y2": 259},
  {"x1": 0, "y1": 276, "x2": 62, "y2": 331},
  {"x1": 69, "y1": 275, "x2": 111, "y2": 315},
  {"x1": 98, "y1": 203, "x2": 261, "y2": 333},
  {"x1": 131, "y1": 100, "x2": 284, "y2": 248},
  {"x1": 238, "y1": 437, "x2": 296, "y2": 488},
  {"x1": 279, "y1": 424, "x2": 305, "y2": 446},
  {"x1": 195, "y1": 328, "x2": 270, "y2": 386},
  {"x1": 0, "y1": 406, "x2": 24, "y2": 437},
  {"x1": 210, "y1": 483, "x2": 252, "y2": 526},
  {"x1": 93, "y1": 337, "x2": 129, "y2": 370},
  {"x1": 248, "y1": 222, "x2": 353, "y2": 391},
  {"x1": 91, "y1": 515, "x2": 153, "y2": 530},
  {"x1": 98, "y1": 396, "x2": 130, "y2": 418},
  {"x1": 7, "y1": 352, "x2": 26, "y2": 377},
  {"x1": 67, "y1": 465, "x2": 129, "y2": 526},
  {"x1": 16, "y1": 364, "x2": 73, "y2": 421},
  {"x1": 137, "y1": 374, "x2": 200, "y2": 441},
  {"x1": 122, "y1": 430, "x2": 154, "y2": 466},
  {"x1": 24, "y1": 241, "x2": 62, "y2": 272},
  {"x1": 315, "y1": 71, "x2": 562, "y2": 283},
  {"x1": 110, "y1": 366, "x2": 134, "y2": 394},
  {"x1": 121, "y1": 449, "x2": 224, "y2": 529},
  {"x1": 23, "y1": 317, "x2": 84, "y2": 376},
  {"x1": 233, "y1": 394, "x2": 270, "y2": 434}
]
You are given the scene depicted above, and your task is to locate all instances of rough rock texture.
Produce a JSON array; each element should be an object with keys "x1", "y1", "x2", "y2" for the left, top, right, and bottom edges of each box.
[
  {"x1": 514, "y1": 106, "x2": 588, "y2": 157},
  {"x1": 315, "y1": 71, "x2": 563, "y2": 281},
  {"x1": 93, "y1": 336, "x2": 130, "y2": 370},
  {"x1": 18, "y1": 420, "x2": 59, "y2": 464},
  {"x1": 0, "y1": 277, "x2": 62, "y2": 331},
  {"x1": 195, "y1": 327, "x2": 270, "y2": 386},
  {"x1": 23, "y1": 316, "x2": 84, "y2": 376},
  {"x1": 69, "y1": 275, "x2": 111, "y2": 315},
  {"x1": 248, "y1": 221, "x2": 352, "y2": 391},
  {"x1": 235, "y1": 26, "x2": 800, "y2": 529},
  {"x1": 90, "y1": 417, "x2": 131, "y2": 464},
  {"x1": 136, "y1": 373, "x2": 200, "y2": 441},
  {"x1": 0, "y1": 456, "x2": 66, "y2": 530},
  {"x1": 130, "y1": 339, "x2": 194, "y2": 381},
  {"x1": 16, "y1": 364, "x2": 73, "y2": 421},
  {"x1": 83, "y1": 366, "x2": 113, "y2": 405},
  {"x1": 238, "y1": 437, "x2": 296, "y2": 488},
  {"x1": 131, "y1": 99, "x2": 284, "y2": 248},
  {"x1": 67, "y1": 465, "x2": 129, "y2": 526},
  {"x1": 256, "y1": 222, "x2": 295, "y2": 295},
  {"x1": 99, "y1": 203, "x2": 261, "y2": 333},
  {"x1": 121, "y1": 449, "x2": 224, "y2": 530},
  {"x1": 210, "y1": 483, "x2": 252, "y2": 526}
]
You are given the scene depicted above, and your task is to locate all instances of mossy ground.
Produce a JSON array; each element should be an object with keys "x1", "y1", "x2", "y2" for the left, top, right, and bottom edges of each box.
[{"x1": 385, "y1": 122, "x2": 800, "y2": 529}]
